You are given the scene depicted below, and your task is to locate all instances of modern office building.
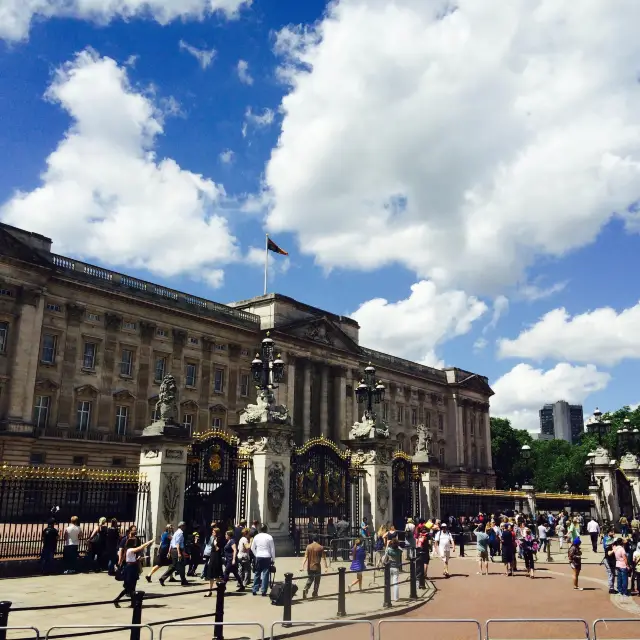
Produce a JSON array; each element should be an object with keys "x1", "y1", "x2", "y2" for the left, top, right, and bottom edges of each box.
[{"x1": 538, "y1": 401, "x2": 584, "y2": 444}]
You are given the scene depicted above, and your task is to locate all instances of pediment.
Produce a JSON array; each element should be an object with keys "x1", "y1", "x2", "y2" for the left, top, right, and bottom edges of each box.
[
  {"x1": 35, "y1": 378, "x2": 59, "y2": 391},
  {"x1": 277, "y1": 316, "x2": 360, "y2": 354},
  {"x1": 181, "y1": 399, "x2": 199, "y2": 411},
  {"x1": 75, "y1": 384, "x2": 99, "y2": 398},
  {"x1": 210, "y1": 404, "x2": 227, "y2": 413},
  {"x1": 461, "y1": 376, "x2": 494, "y2": 397},
  {"x1": 113, "y1": 388, "x2": 136, "y2": 401}
]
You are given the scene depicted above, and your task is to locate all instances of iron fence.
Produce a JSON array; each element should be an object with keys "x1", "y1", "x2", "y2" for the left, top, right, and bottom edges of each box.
[{"x1": 0, "y1": 469, "x2": 150, "y2": 560}]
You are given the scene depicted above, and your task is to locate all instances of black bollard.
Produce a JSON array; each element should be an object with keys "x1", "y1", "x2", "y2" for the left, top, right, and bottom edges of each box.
[
  {"x1": 283, "y1": 572, "x2": 293, "y2": 628},
  {"x1": 214, "y1": 580, "x2": 226, "y2": 640},
  {"x1": 409, "y1": 558, "x2": 418, "y2": 599},
  {"x1": 417, "y1": 550, "x2": 426, "y2": 590},
  {"x1": 0, "y1": 601, "x2": 12, "y2": 640},
  {"x1": 337, "y1": 567, "x2": 347, "y2": 617},
  {"x1": 129, "y1": 591, "x2": 144, "y2": 640},
  {"x1": 383, "y1": 563, "x2": 392, "y2": 609}
]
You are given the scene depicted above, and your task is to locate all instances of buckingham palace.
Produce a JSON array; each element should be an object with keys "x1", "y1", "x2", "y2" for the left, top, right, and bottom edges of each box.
[{"x1": 0, "y1": 222, "x2": 495, "y2": 488}]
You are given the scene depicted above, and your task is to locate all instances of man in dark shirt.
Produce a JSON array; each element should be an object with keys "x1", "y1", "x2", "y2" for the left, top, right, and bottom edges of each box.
[
  {"x1": 40, "y1": 518, "x2": 59, "y2": 574},
  {"x1": 335, "y1": 516, "x2": 350, "y2": 560},
  {"x1": 234, "y1": 519, "x2": 246, "y2": 544}
]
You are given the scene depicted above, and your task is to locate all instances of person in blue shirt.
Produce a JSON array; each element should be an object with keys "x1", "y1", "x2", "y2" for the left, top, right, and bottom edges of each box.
[
  {"x1": 160, "y1": 521, "x2": 188, "y2": 586},
  {"x1": 360, "y1": 517, "x2": 370, "y2": 539},
  {"x1": 146, "y1": 524, "x2": 172, "y2": 583}
]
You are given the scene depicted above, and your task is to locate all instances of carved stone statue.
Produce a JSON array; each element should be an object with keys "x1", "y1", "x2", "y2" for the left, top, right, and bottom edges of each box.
[
  {"x1": 413, "y1": 422, "x2": 432, "y2": 462},
  {"x1": 239, "y1": 391, "x2": 291, "y2": 425},
  {"x1": 155, "y1": 374, "x2": 178, "y2": 423},
  {"x1": 348, "y1": 411, "x2": 390, "y2": 440}
]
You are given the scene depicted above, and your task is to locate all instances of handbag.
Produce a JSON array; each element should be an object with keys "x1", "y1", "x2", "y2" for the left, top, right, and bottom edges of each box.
[{"x1": 114, "y1": 566, "x2": 124, "y2": 582}]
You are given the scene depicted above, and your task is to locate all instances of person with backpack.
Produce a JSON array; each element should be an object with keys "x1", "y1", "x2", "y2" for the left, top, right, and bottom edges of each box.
[
  {"x1": 87, "y1": 517, "x2": 107, "y2": 572},
  {"x1": 415, "y1": 519, "x2": 431, "y2": 579}
]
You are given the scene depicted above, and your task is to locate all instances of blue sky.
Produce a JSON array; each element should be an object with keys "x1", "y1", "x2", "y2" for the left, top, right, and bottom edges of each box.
[{"x1": 1, "y1": 0, "x2": 639, "y2": 431}]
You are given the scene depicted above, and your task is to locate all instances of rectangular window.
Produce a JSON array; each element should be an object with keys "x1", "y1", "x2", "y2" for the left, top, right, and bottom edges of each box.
[
  {"x1": 425, "y1": 411, "x2": 431, "y2": 429},
  {"x1": 189, "y1": 337, "x2": 199, "y2": 345},
  {"x1": 397, "y1": 404, "x2": 403, "y2": 424},
  {"x1": 86, "y1": 312, "x2": 100, "y2": 322},
  {"x1": 120, "y1": 349, "x2": 133, "y2": 376},
  {"x1": 41, "y1": 334, "x2": 57, "y2": 364},
  {"x1": 411, "y1": 408, "x2": 417, "y2": 426},
  {"x1": 382, "y1": 402, "x2": 389, "y2": 421},
  {"x1": 438, "y1": 414, "x2": 444, "y2": 431},
  {"x1": 156, "y1": 328, "x2": 167, "y2": 338},
  {"x1": 115, "y1": 405, "x2": 128, "y2": 435},
  {"x1": 240, "y1": 373, "x2": 250, "y2": 397},
  {"x1": 418, "y1": 406, "x2": 424, "y2": 422},
  {"x1": 33, "y1": 395, "x2": 50, "y2": 429},
  {"x1": 112, "y1": 457, "x2": 125, "y2": 467},
  {"x1": 215, "y1": 344, "x2": 226, "y2": 352},
  {"x1": 0, "y1": 289, "x2": 12, "y2": 297},
  {"x1": 77, "y1": 401, "x2": 92, "y2": 431},
  {"x1": 212, "y1": 417, "x2": 222, "y2": 428},
  {"x1": 46, "y1": 303, "x2": 61, "y2": 312},
  {"x1": 82, "y1": 342, "x2": 97, "y2": 369},
  {"x1": 214, "y1": 368, "x2": 225, "y2": 393},
  {"x1": 240, "y1": 349, "x2": 249, "y2": 357},
  {"x1": 0, "y1": 322, "x2": 8, "y2": 353},
  {"x1": 439, "y1": 447, "x2": 445, "y2": 465},
  {"x1": 72, "y1": 455, "x2": 86, "y2": 466},
  {"x1": 123, "y1": 321, "x2": 137, "y2": 331},
  {"x1": 182, "y1": 413, "x2": 194, "y2": 435},
  {"x1": 185, "y1": 363, "x2": 198, "y2": 387},
  {"x1": 154, "y1": 357, "x2": 166, "y2": 382},
  {"x1": 30, "y1": 452, "x2": 45, "y2": 465},
  {"x1": 470, "y1": 415, "x2": 475, "y2": 435}
]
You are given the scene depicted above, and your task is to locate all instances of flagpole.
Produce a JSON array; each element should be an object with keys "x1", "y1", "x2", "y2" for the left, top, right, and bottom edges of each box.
[{"x1": 264, "y1": 233, "x2": 269, "y2": 296}]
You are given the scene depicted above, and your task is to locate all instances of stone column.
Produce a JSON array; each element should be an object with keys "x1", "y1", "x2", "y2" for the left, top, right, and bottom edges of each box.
[
  {"x1": 335, "y1": 368, "x2": 347, "y2": 440},
  {"x1": 286, "y1": 355, "x2": 296, "y2": 423},
  {"x1": 7, "y1": 287, "x2": 45, "y2": 424},
  {"x1": 452, "y1": 395, "x2": 464, "y2": 467},
  {"x1": 483, "y1": 408, "x2": 493, "y2": 469},
  {"x1": 351, "y1": 369, "x2": 360, "y2": 426},
  {"x1": 587, "y1": 448, "x2": 619, "y2": 523},
  {"x1": 620, "y1": 454, "x2": 640, "y2": 516},
  {"x1": 522, "y1": 485, "x2": 536, "y2": 516},
  {"x1": 57, "y1": 303, "x2": 85, "y2": 427},
  {"x1": 320, "y1": 365, "x2": 329, "y2": 437},
  {"x1": 237, "y1": 422, "x2": 295, "y2": 555},
  {"x1": 97, "y1": 313, "x2": 121, "y2": 427},
  {"x1": 137, "y1": 434, "x2": 191, "y2": 549},
  {"x1": 303, "y1": 360, "x2": 312, "y2": 442},
  {"x1": 348, "y1": 440, "x2": 394, "y2": 532},
  {"x1": 413, "y1": 455, "x2": 440, "y2": 520}
]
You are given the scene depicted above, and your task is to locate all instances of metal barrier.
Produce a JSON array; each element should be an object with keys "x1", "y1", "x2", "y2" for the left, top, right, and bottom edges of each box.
[
  {"x1": 44, "y1": 625, "x2": 153, "y2": 640},
  {"x1": 486, "y1": 618, "x2": 590, "y2": 640},
  {"x1": 379, "y1": 618, "x2": 482, "y2": 640},
  {"x1": 159, "y1": 622, "x2": 265, "y2": 640},
  {"x1": 593, "y1": 618, "x2": 640, "y2": 640},
  {"x1": 270, "y1": 619, "x2": 375, "y2": 640},
  {"x1": 0, "y1": 628, "x2": 40, "y2": 640}
]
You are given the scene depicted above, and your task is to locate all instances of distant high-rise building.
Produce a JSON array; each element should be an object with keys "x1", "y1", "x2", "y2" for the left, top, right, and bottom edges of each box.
[{"x1": 538, "y1": 401, "x2": 584, "y2": 444}]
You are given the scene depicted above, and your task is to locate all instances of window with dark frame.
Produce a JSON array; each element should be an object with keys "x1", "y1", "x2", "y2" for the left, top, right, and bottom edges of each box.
[
  {"x1": 41, "y1": 334, "x2": 57, "y2": 364},
  {"x1": 212, "y1": 416, "x2": 222, "y2": 428},
  {"x1": 120, "y1": 348, "x2": 133, "y2": 376},
  {"x1": 182, "y1": 413, "x2": 194, "y2": 435},
  {"x1": 33, "y1": 395, "x2": 50, "y2": 429},
  {"x1": 185, "y1": 363, "x2": 197, "y2": 387},
  {"x1": 213, "y1": 368, "x2": 224, "y2": 393},
  {"x1": 30, "y1": 452, "x2": 45, "y2": 465},
  {"x1": 77, "y1": 401, "x2": 92, "y2": 431},
  {"x1": 115, "y1": 405, "x2": 129, "y2": 435},
  {"x1": 82, "y1": 342, "x2": 97, "y2": 369},
  {"x1": 154, "y1": 356, "x2": 166, "y2": 382},
  {"x1": 0, "y1": 322, "x2": 8, "y2": 353},
  {"x1": 240, "y1": 373, "x2": 250, "y2": 397}
]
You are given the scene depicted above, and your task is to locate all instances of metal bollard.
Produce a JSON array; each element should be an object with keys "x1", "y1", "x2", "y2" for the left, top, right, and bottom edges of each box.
[
  {"x1": 129, "y1": 591, "x2": 144, "y2": 640},
  {"x1": 0, "y1": 601, "x2": 12, "y2": 640},
  {"x1": 383, "y1": 563, "x2": 392, "y2": 609},
  {"x1": 214, "y1": 580, "x2": 226, "y2": 640},
  {"x1": 337, "y1": 567, "x2": 347, "y2": 617},
  {"x1": 418, "y1": 550, "x2": 426, "y2": 590},
  {"x1": 409, "y1": 558, "x2": 418, "y2": 599},
  {"x1": 283, "y1": 572, "x2": 293, "y2": 628}
]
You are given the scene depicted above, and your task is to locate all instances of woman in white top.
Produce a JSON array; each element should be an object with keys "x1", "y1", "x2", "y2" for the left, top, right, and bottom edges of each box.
[
  {"x1": 434, "y1": 523, "x2": 456, "y2": 578},
  {"x1": 64, "y1": 516, "x2": 82, "y2": 575},
  {"x1": 237, "y1": 527, "x2": 252, "y2": 585},
  {"x1": 114, "y1": 535, "x2": 154, "y2": 608}
]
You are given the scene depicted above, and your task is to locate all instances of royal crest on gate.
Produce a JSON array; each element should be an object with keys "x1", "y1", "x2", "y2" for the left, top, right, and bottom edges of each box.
[
  {"x1": 298, "y1": 468, "x2": 321, "y2": 505},
  {"x1": 324, "y1": 470, "x2": 346, "y2": 506},
  {"x1": 208, "y1": 445, "x2": 222, "y2": 473}
]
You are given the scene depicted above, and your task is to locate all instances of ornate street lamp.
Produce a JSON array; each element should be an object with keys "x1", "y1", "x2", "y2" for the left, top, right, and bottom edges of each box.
[
  {"x1": 251, "y1": 332, "x2": 285, "y2": 401},
  {"x1": 521, "y1": 444, "x2": 532, "y2": 485},
  {"x1": 587, "y1": 407, "x2": 611, "y2": 446},
  {"x1": 588, "y1": 456, "x2": 597, "y2": 487},
  {"x1": 563, "y1": 481, "x2": 570, "y2": 494},
  {"x1": 355, "y1": 362, "x2": 385, "y2": 421}
]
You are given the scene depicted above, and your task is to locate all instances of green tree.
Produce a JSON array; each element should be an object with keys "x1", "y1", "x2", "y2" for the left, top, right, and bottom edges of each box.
[{"x1": 490, "y1": 417, "x2": 532, "y2": 489}]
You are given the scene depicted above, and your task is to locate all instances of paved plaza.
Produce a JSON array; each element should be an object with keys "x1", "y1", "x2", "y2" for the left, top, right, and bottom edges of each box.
[{"x1": 3, "y1": 545, "x2": 640, "y2": 640}]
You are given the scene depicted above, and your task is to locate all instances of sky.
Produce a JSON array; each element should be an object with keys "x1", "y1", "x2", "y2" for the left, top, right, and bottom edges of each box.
[{"x1": 1, "y1": 0, "x2": 640, "y2": 433}]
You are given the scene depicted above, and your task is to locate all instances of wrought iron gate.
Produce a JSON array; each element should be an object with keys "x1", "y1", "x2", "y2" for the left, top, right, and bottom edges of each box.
[
  {"x1": 183, "y1": 429, "x2": 249, "y2": 533},
  {"x1": 392, "y1": 453, "x2": 419, "y2": 528},
  {"x1": 289, "y1": 437, "x2": 354, "y2": 538},
  {"x1": 617, "y1": 468, "x2": 634, "y2": 518}
]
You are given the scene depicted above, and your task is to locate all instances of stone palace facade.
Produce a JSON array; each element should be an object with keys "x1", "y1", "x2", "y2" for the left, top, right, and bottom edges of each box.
[{"x1": 0, "y1": 222, "x2": 495, "y2": 487}]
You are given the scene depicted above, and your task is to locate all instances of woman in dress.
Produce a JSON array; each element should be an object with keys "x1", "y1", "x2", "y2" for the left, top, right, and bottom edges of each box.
[
  {"x1": 500, "y1": 523, "x2": 515, "y2": 577},
  {"x1": 114, "y1": 535, "x2": 154, "y2": 608},
  {"x1": 568, "y1": 537, "x2": 584, "y2": 591},
  {"x1": 374, "y1": 525, "x2": 387, "y2": 567},
  {"x1": 204, "y1": 526, "x2": 223, "y2": 597},
  {"x1": 348, "y1": 538, "x2": 367, "y2": 592},
  {"x1": 521, "y1": 528, "x2": 536, "y2": 579},
  {"x1": 146, "y1": 524, "x2": 172, "y2": 582}
]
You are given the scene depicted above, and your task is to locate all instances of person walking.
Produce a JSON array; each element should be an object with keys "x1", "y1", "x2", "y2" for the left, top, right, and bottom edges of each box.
[
  {"x1": 251, "y1": 524, "x2": 275, "y2": 596},
  {"x1": 405, "y1": 518, "x2": 416, "y2": 559},
  {"x1": 384, "y1": 538, "x2": 403, "y2": 601},
  {"x1": 587, "y1": 517, "x2": 600, "y2": 553},
  {"x1": 160, "y1": 521, "x2": 188, "y2": 586},
  {"x1": 105, "y1": 519, "x2": 121, "y2": 576},
  {"x1": 63, "y1": 516, "x2": 82, "y2": 574},
  {"x1": 237, "y1": 527, "x2": 252, "y2": 585},
  {"x1": 500, "y1": 523, "x2": 515, "y2": 577},
  {"x1": 620, "y1": 514, "x2": 630, "y2": 537},
  {"x1": 602, "y1": 528, "x2": 617, "y2": 594},
  {"x1": 114, "y1": 535, "x2": 154, "y2": 608},
  {"x1": 474, "y1": 523, "x2": 490, "y2": 575},
  {"x1": 40, "y1": 518, "x2": 59, "y2": 575},
  {"x1": 614, "y1": 537, "x2": 630, "y2": 596},
  {"x1": 537, "y1": 519, "x2": 549, "y2": 554},
  {"x1": 557, "y1": 518, "x2": 566, "y2": 550},
  {"x1": 87, "y1": 517, "x2": 108, "y2": 572},
  {"x1": 146, "y1": 524, "x2": 172, "y2": 582},
  {"x1": 221, "y1": 529, "x2": 245, "y2": 591},
  {"x1": 203, "y1": 526, "x2": 223, "y2": 596},
  {"x1": 434, "y1": 523, "x2": 455, "y2": 578},
  {"x1": 348, "y1": 537, "x2": 367, "y2": 592},
  {"x1": 521, "y1": 528, "x2": 536, "y2": 579},
  {"x1": 301, "y1": 534, "x2": 328, "y2": 599},
  {"x1": 568, "y1": 537, "x2": 583, "y2": 591}
]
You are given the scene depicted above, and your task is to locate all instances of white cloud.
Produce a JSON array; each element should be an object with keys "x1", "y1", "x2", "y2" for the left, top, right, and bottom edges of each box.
[
  {"x1": 498, "y1": 301, "x2": 640, "y2": 366},
  {"x1": 1, "y1": 0, "x2": 252, "y2": 42},
  {"x1": 202, "y1": 269, "x2": 225, "y2": 288},
  {"x1": 237, "y1": 59, "x2": 254, "y2": 85},
  {"x1": 265, "y1": 1, "x2": 640, "y2": 295},
  {"x1": 246, "y1": 245, "x2": 290, "y2": 275},
  {"x1": 491, "y1": 362, "x2": 611, "y2": 432},
  {"x1": 473, "y1": 337, "x2": 488, "y2": 352},
  {"x1": 179, "y1": 40, "x2": 216, "y2": 69},
  {"x1": 517, "y1": 280, "x2": 568, "y2": 301},
  {"x1": 483, "y1": 295, "x2": 509, "y2": 333},
  {"x1": 0, "y1": 49, "x2": 240, "y2": 282},
  {"x1": 242, "y1": 107, "x2": 275, "y2": 137},
  {"x1": 219, "y1": 149, "x2": 235, "y2": 164},
  {"x1": 351, "y1": 280, "x2": 487, "y2": 368}
]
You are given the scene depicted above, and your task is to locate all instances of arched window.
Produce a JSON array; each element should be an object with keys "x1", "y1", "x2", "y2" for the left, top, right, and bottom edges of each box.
[{"x1": 396, "y1": 432, "x2": 406, "y2": 452}]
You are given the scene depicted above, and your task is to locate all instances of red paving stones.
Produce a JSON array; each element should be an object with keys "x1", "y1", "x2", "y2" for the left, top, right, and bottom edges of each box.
[{"x1": 299, "y1": 557, "x2": 640, "y2": 640}]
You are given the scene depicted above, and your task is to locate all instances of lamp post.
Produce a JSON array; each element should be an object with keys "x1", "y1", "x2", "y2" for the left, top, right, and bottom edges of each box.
[
  {"x1": 355, "y1": 362, "x2": 386, "y2": 421},
  {"x1": 521, "y1": 444, "x2": 532, "y2": 486},
  {"x1": 587, "y1": 407, "x2": 611, "y2": 447},
  {"x1": 250, "y1": 332, "x2": 285, "y2": 403}
]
